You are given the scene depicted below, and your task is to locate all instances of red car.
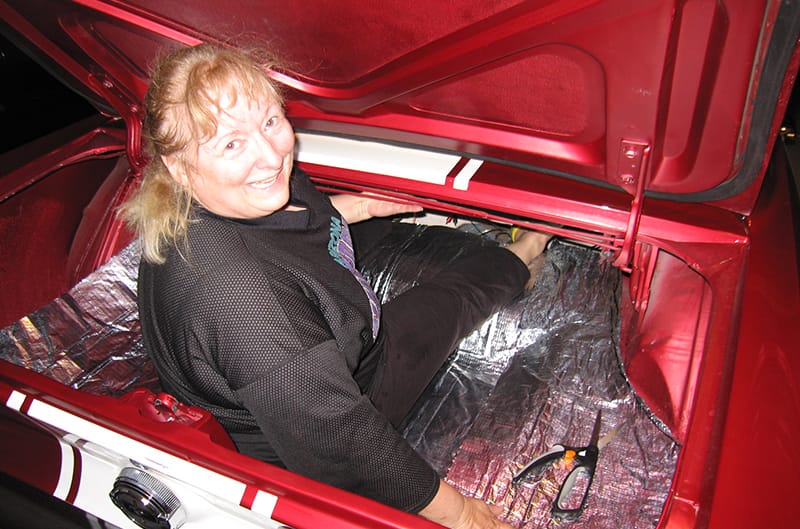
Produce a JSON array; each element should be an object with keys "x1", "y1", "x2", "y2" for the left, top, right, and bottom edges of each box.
[{"x1": 1, "y1": 1, "x2": 798, "y2": 528}]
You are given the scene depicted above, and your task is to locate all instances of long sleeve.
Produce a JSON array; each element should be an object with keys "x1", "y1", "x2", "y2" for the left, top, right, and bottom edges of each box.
[
  {"x1": 138, "y1": 196, "x2": 440, "y2": 512},
  {"x1": 186, "y1": 260, "x2": 438, "y2": 511}
]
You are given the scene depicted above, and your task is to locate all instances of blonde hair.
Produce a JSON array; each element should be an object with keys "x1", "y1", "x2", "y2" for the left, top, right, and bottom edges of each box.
[{"x1": 120, "y1": 43, "x2": 284, "y2": 263}]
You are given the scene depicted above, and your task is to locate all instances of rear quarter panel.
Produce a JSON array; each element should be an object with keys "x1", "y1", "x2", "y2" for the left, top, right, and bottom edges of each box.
[{"x1": 706, "y1": 141, "x2": 800, "y2": 529}]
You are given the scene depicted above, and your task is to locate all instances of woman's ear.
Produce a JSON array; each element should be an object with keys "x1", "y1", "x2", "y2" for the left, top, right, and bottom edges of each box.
[{"x1": 161, "y1": 154, "x2": 189, "y2": 186}]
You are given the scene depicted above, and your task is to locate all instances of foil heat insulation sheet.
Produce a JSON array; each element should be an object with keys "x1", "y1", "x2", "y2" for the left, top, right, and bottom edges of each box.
[
  {"x1": 359, "y1": 223, "x2": 679, "y2": 529},
  {"x1": 0, "y1": 241, "x2": 160, "y2": 396},
  {"x1": 1, "y1": 220, "x2": 678, "y2": 528}
]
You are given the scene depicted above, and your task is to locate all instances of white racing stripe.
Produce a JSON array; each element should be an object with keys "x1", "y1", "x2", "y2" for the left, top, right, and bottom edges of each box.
[
  {"x1": 53, "y1": 434, "x2": 79, "y2": 500},
  {"x1": 453, "y1": 158, "x2": 484, "y2": 191},
  {"x1": 251, "y1": 490, "x2": 279, "y2": 517},
  {"x1": 6, "y1": 391, "x2": 79, "y2": 501},
  {"x1": 6, "y1": 391, "x2": 278, "y2": 519},
  {"x1": 6, "y1": 390, "x2": 26, "y2": 410},
  {"x1": 296, "y1": 132, "x2": 461, "y2": 185}
]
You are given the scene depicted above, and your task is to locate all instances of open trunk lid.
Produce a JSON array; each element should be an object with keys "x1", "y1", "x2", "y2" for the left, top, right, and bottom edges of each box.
[{"x1": 2, "y1": 0, "x2": 798, "y2": 218}]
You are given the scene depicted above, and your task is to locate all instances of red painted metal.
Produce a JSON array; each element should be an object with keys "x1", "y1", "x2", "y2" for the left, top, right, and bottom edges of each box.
[
  {"x1": 1, "y1": 0, "x2": 786, "y2": 206},
  {"x1": 0, "y1": 0, "x2": 798, "y2": 528},
  {"x1": 0, "y1": 362, "x2": 443, "y2": 529},
  {"x1": 0, "y1": 390, "x2": 62, "y2": 494},
  {"x1": 706, "y1": 143, "x2": 800, "y2": 529}
]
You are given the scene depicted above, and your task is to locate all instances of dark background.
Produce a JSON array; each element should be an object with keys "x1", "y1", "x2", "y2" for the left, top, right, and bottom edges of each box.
[{"x1": 0, "y1": 32, "x2": 97, "y2": 154}]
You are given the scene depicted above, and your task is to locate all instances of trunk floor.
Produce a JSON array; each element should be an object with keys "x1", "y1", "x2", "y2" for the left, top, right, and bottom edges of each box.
[
  {"x1": 1, "y1": 221, "x2": 678, "y2": 528},
  {"x1": 359, "y1": 223, "x2": 679, "y2": 528}
]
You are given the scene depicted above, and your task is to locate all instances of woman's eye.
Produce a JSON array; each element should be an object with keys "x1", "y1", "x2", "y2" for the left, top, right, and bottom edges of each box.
[
  {"x1": 265, "y1": 116, "x2": 280, "y2": 130},
  {"x1": 225, "y1": 140, "x2": 240, "y2": 150}
]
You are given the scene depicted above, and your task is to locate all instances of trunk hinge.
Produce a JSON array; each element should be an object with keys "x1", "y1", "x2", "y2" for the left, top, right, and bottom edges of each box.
[
  {"x1": 88, "y1": 72, "x2": 146, "y2": 175},
  {"x1": 612, "y1": 140, "x2": 651, "y2": 274}
]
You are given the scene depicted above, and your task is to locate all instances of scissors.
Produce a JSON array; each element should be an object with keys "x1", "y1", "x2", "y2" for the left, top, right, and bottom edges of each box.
[{"x1": 512, "y1": 410, "x2": 619, "y2": 521}]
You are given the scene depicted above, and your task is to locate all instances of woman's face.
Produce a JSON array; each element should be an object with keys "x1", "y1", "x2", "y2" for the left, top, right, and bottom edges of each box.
[{"x1": 169, "y1": 92, "x2": 295, "y2": 219}]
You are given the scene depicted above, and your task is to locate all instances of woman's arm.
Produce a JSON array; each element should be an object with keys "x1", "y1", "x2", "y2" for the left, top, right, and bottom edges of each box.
[
  {"x1": 418, "y1": 480, "x2": 514, "y2": 529},
  {"x1": 330, "y1": 193, "x2": 422, "y2": 224}
]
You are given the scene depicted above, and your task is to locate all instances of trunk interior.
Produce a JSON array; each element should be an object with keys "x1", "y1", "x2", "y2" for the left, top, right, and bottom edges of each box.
[{"x1": 0, "y1": 132, "x2": 708, "y2": 527}]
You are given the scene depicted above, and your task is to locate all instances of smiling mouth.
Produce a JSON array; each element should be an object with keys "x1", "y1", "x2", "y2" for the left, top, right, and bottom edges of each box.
[{"x1": 247, "y1": 170, "x2": 282, "y2": 189}]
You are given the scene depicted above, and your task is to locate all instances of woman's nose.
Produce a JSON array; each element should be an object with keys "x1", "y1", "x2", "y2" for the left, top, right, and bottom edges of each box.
[{"x1": 252, "y1": 133, "x2": 283, "y2": 168}]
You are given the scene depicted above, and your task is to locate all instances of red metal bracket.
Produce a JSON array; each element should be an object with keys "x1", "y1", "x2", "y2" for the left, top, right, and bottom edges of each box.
[
  {"x1": 88, "y1": 73, "x2": 146, "y2": 173},
  {"x1": 613, "y1": 140, "x2": 651, "y2": 273}
]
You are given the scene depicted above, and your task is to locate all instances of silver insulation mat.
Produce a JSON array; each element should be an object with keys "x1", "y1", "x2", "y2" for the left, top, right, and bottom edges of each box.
[
  {"x1": 1, "y1": 222, "x2": 678, "y2": 528},
  {"x1": 0, "y1": 241, "x2": 159, "y2": 395},
  {"x1": 360, "y1": 224, "x2": 679, "y2": 529}
]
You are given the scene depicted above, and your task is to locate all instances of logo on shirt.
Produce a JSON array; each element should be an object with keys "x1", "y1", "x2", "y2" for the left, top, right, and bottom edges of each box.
[{"x1": 329, "y1": 216, "x2": 381, "y2": 338}]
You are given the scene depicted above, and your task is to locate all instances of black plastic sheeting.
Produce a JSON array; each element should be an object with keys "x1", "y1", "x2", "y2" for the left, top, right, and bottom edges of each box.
[{"x1": 0, "y1": 221, "x2": 678, "y2": 528}]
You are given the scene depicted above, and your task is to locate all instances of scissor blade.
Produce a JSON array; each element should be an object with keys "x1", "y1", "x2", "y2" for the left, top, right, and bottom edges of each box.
[
  {"x1": 588, "y1": 410, "x2": 603, "y2": 445},
  {"x1": 597, "y1": 423, "x2": 623, "y2": 451}
]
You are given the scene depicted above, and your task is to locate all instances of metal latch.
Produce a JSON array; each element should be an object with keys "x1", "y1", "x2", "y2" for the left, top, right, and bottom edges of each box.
[{"x1": 612, "y1": 140, "x2": 651, "y2": 273}]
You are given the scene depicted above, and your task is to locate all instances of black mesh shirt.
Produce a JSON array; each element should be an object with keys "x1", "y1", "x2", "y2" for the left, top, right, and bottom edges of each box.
[{"x1": 137, "y1": 169, "x2": 439, "y2": 512}]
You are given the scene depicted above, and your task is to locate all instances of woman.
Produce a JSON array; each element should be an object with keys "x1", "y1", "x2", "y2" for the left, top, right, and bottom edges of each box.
[{"x1": 122, "y1": 43, "x2": 550, "y2": 529}]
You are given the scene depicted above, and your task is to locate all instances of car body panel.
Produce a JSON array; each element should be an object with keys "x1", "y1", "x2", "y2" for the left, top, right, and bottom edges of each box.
[
  {"x1": 0, "y1": 360, "x2": 444, "y2": 529},
  {"x1": 706, "y1": 142, "x2": 800, "y2": 529},
  {"x1": 1, "y1": 1, "x2": 799, "y2": 528},
  {"x1": 2, "y1": 0, "x2": 799, "y2": 208}
]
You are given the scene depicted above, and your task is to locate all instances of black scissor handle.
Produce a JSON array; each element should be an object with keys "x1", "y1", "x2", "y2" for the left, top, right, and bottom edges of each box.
[
  {"x1": 552, "y1": 445, "x2": 599, "y2": 521},
  {"x1": 512, "y1": 444, "x2": 566, "y2": 486}
]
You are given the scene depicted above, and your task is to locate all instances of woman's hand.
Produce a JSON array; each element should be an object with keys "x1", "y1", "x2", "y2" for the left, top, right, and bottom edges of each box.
[
  {"x1": 419, "y1": 480, "x2": 514, "y2": 529},
  {"x1": 365, "y1": 197, "x2": 423, "y2": 219},
  {"x1": 452, "y1": 497, "x2": 515, "y2": 529},
  {"x1": 330, "y1": 193, "x2": 422, "y2": 224}
]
